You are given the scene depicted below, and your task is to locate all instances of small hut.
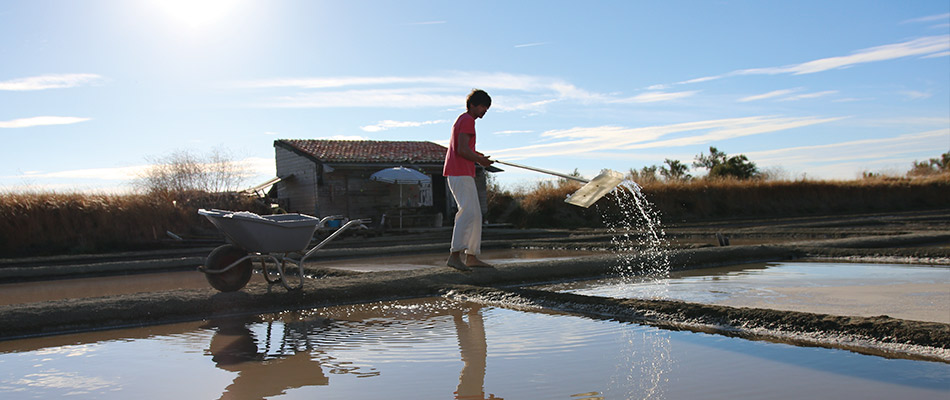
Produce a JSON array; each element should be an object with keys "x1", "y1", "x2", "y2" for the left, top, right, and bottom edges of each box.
[{"x1": 273, "y1": 139, "x2": 491, "y2": 228}]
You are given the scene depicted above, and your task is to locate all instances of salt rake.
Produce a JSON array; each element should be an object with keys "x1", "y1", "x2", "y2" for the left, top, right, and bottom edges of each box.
[{"x1": 491, "y1": 160, "x2": 625, "y2": 208}]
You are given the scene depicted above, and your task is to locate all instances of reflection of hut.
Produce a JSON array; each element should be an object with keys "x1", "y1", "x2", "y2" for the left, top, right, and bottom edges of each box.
[{"x1": 273, "y1": 139, "x2": 491, "y2": 227}]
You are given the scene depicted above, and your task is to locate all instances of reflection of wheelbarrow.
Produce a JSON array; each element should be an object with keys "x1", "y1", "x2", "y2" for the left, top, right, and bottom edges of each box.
[{"x1": 197, "y1": 209, "x2": 367, "y2": 292}]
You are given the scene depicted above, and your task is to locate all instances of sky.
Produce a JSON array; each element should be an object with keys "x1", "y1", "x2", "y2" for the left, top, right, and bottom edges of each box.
[{"x1": 1, "y1": 0, "x2": 948, "y2": 193}]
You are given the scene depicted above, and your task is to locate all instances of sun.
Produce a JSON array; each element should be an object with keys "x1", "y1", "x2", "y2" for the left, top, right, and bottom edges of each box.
[{"x1": 148, "y1": 0, "x2": 245, "y2": 29}]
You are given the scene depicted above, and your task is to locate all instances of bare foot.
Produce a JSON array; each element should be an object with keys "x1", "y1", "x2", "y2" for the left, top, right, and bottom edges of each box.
[
  {"x1": 446, "y1": 252, "x2": 470, "y2": 271},
  {"x1": 465, "y1": 255, "x2": 494, "y2": 268}
]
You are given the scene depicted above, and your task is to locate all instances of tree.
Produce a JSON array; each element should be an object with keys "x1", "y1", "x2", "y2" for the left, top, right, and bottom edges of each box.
[
  {"x1": 660, "y1": 159, "x2": 691, "y2": 181},
  {"x1": 692, "y1": 147, "x2": 728, "y2": 170},
  {"x1": 135, "y1": 148, "x2": 250, "y2": 194},
  {"x1": 628, "y1": 165, "x2": 659, "y2": 183},
  {"x1": 557, "y1": 168, "x2": 585, "y2": 186},
  {"x1": 693, "y1": 146, "x2": 759, "y2": 180},
  {"x1": 907, "y1": 152, "x2": 950, "y2": 177}
]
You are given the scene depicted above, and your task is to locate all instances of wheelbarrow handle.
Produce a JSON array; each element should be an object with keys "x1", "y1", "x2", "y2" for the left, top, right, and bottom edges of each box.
[
  {"x1": 300, "y1": 219, "x2": 367, "y2": 263},
  {"x1": 491, "y1": 159, "x2": 589, "y2": 183}
]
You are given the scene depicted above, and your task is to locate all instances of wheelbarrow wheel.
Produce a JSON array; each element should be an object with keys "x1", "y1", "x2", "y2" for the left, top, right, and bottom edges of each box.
[{"x1": 203, "y1": 244, "x2": 253, "y2": 292}]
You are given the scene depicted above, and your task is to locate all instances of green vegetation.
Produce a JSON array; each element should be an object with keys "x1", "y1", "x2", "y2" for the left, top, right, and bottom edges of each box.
[
  {"x1": 908, "y1": 152, "x2": 950, "y2": 177},
  {"x1": 692, "y1": 146, "x2": 759, "y2": 180}
]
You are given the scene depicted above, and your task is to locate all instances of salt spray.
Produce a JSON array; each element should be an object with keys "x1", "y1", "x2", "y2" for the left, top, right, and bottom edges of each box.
[
  {"x1": 600, "y1": 180, "x2": 671, "y2": 296},
  {"x1": 598, "y1": 180, "x2": 675, "y2": 396}
]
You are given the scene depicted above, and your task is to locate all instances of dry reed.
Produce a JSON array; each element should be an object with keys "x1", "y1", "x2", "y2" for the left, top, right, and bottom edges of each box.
[
  {"x1": 0, "y1": 190, "x2": 266, "y2": 257},
  {"x1": 3, "y1": 175, "x2": 947, "y2": 256},
  {"x1": 488, "y1": 175, "x2": 950, "y2": 228}
]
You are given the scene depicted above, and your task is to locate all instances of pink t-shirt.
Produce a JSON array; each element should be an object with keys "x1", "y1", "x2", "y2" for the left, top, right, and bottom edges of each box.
[{"x1": 443, "y1": 113, "x2": 477, "y2": 177}]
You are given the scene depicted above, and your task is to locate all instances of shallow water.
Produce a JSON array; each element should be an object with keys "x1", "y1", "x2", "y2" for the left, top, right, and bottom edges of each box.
[
  {"x1": 0, "y1": 249, "x2": 593, "y2": 306},
  {"x1": 0, "y1": 298, "x2": 947, "y2": 399},
  {"x1": 542, "y1": 261, "x2": 950, "y2": 323}
]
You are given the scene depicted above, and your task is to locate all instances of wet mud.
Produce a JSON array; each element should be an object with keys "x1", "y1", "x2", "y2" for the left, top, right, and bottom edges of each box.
[{"x1": 0, "y1": 210, "x2": 948, "y2": 361}]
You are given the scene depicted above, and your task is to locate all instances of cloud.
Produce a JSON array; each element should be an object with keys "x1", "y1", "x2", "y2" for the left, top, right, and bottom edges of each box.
[
  {"x1": 857, "y1": 116, "x2": 949, "y2": 127},
  {"x1": 10, "y1": 156, "x2": 277, "y2": 185},
  {"x1": 18, "y1": 165, "x2": 148, "y2": 181},
  {"x1": 676, "y1": 76, "x2": 721, "y2": 85},
  {"x1": 361, "y1": 119, "x2": 445, "y2": 132},
  {"x1": 241, "y1": 156, "x2": 277, "y2": 178},
  {"x1": 778, "y1": 90, "x2": 838, "y2": 101},
  {"x1": 316, "y1": 135, "x2": 368, "y2": 140},
  {"x1": 235, "y1": 72, "x2": 581, "y2": 92},
  {"x1": 263, "y1": 89, "x2": 460, "y2": 108},
  {"x1": 738, "y1": 88, "x2": 801, "y2": 102},
  {"x1": 0, "y1": 73, "x2": 102, "y2": 91},
  {"x1": 901, "y1": 13, "x2": 950, "y2": 24},
  {"x1": 735, "y1": 36, "x2": 949, "y2": 76},
  {"x1": 745, "y1": 129, "x2": 948, "y2": 166},
  {"x1": 922, "y1": 50, "x2": 950, "y2": 58},
  {"x1": 613, "y1": 91, "x2": 698, "y2": 103},
  {"x1": 237, "y1": 76, "x2": 435, "y2": 89},
  {"x1": 235, "y1": 72, "x2": 618, "y2": 110},
  {"x1": 655, "y1": 35, "x2": 949, "y2": 91},
  {"x1": 495, "y1": 98, "x2": 557, "y2": 112},
  {"x1": 900, "y1": 90, "x2": 932, "y2": 100},
  {"x1": 488, "y1": 115, "x2": 842, "y2": 159},
  {"x1": 0, "y1": 116, "x2": 91, "y2": 128},
  {"x1": 493, "y1": 130, "x2": 534, "y2": 136},
  {"x1": 514, "y1": 42, "x2": 548, "y2": 48},
  {"x1": 622, "y1": 116, "x2": 844, "y2": 150}
]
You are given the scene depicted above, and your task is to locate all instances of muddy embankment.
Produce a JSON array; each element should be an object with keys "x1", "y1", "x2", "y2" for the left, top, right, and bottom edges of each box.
[{"x1": 0, "y1": 210, "x2": 948, "y2": 362}]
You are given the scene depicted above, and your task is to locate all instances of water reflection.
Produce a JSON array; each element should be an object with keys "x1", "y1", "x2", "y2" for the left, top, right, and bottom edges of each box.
[
  {"x1": 613, "y1": 326, "x2": 673, "y2": 399},
  {"x1": 451, "y1": 306, "x2": 501, "y2": 400},
  {"x1": 206, "y1": 317, "x2": 331, "y2": 399},
  {"x1": 204, "y1": 301, "x2": 504, "y2": 399},
  {"x1": 2, "y1": 297, "x2": 946, "y2": 399},
  {"x1": 546, "y1": 262, "x2": 950, "y2": 323}
]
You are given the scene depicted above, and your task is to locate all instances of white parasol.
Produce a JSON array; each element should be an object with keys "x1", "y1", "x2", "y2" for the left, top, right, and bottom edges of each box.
[
  {"x1": 369, "y1": 166, "x2": 432, "y2": 185},
  {"x1": 369, "y1": 167, "x2": 432, "y2": 228}
]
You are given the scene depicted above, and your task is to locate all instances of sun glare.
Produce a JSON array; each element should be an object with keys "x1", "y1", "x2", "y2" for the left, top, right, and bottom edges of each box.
[{"x1": 149, "y1": 0, "x2": 245, "y2": 29}]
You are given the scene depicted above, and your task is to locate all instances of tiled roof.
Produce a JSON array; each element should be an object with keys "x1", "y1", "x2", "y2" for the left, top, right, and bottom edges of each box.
[{"x1": 276, "y1": 139, "x2": 447, "y2": 164}]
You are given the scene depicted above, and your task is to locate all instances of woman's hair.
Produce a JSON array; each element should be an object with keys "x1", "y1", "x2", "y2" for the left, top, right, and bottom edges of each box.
[{"x1": 466, "y1": 89, "x2": 491, "y2": 109}]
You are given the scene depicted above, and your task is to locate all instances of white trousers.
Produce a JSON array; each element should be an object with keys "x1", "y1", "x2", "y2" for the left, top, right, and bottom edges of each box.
[{"x1": 447, "y1": 175, "x2": 482, "y2": 255}]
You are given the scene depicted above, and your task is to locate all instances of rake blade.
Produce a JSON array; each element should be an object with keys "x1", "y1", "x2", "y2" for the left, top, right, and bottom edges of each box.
[{"x1": 565, "y1": 169, "x2": 625, "y2": 208}]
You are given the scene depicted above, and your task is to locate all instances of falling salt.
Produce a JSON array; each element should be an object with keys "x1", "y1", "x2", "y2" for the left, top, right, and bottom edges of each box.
[{"x1": 600, "y1": 180, "x2": 671, "y2": 296}]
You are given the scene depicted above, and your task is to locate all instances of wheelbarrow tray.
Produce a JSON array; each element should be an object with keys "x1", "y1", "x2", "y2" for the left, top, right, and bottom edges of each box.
[{"x1": 198, "y1": 209, "x2": 320, "y2": 253}]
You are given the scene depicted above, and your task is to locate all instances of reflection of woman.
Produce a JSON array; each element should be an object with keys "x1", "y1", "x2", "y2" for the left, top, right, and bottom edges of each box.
[
  {"x1": 206, "y1": 317, "x2": 329, "y2": 400},
  {"x1": 453, "y1": 305, "x2": 503, "y2": 400}
]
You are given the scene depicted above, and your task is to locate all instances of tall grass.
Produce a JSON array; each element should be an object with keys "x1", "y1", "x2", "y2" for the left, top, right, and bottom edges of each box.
[
  {"x1": 3, "y1": 175, "x2": 947, "y2": 256},
  {"x1": 488, "y1": 175, "x2": 950, "y2": 228},
  {"x1": 0, "y1": 190, "x2": 266, "y2": 257}
]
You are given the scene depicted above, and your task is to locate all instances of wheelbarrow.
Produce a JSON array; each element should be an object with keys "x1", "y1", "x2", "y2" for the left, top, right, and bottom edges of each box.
[{"x1": 197, "y1": 209, "x2": 367, "y2": 292}]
